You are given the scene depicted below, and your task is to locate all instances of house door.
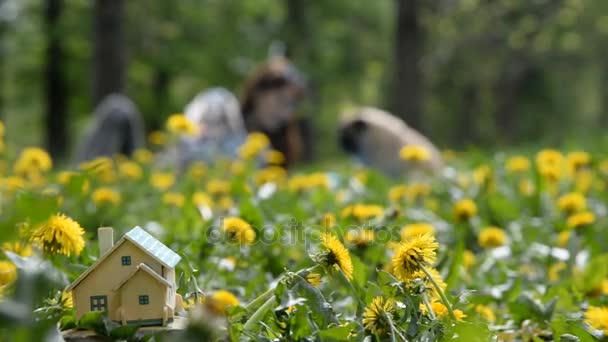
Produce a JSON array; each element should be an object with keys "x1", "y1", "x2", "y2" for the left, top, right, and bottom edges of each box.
[{"x1": 90, "y1": 295, "x2": 108, "y2": 312}]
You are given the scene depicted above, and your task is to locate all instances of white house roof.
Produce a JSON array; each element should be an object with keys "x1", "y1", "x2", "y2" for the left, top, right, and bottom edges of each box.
[
  {"x1": 113, "y1": 263, "x2": 172, "y2": 291},
  {"x1": 124, "y1": 227, "x2": 181, "y2": 268}
]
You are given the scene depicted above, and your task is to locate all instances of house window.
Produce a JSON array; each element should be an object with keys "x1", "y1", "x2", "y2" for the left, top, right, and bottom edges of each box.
[
  {"x1": 90, "y1": 295, "x2": 108, "y2": 311},
  {"x1": 139, "y1": 295, "x2": 149, "y2": 305},
  {"x1": 121, "y1": 256, "x2": 131, "y2": 266}
]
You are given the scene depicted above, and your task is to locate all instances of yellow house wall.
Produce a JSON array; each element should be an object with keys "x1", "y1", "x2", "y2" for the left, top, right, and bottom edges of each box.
[
  {"x1": 72, "y1": 240, "x2": 163, "y2": 320},
  {"x1": 119, "y1": 271, "x2": 167, "y2": 323}
]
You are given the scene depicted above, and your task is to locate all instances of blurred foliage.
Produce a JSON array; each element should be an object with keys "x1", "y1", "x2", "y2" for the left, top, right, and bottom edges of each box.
[{"x1": 1, "y1": 0, "x2": 608, "y2": 155}]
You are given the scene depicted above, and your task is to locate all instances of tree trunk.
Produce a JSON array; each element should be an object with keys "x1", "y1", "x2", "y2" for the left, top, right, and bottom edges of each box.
[
  {"x1": 392, "y1": 0, "x2": 422, "y2": 131},
  {"x1": 93, "y1": 0, "x2": 125, "y2": 106},
  {"x1": 44, "y1": 0, "x2": 68, "y2": 160}
]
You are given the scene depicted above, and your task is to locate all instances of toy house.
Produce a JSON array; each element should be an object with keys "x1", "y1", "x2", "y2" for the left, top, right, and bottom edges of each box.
[{"x1": 67, "y1": 226, "x2": 182, "y2": 326}]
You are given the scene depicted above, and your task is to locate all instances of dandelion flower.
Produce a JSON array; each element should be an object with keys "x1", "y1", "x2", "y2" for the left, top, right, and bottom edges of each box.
[
  {"x1": 425, "y1": 302, "x2": 466, "y2": 320},
  {"x1": 148, "y1": 130, "x2": 167, "y2": 146},
  {"x1": 192, "y1": 192, "x2": 212, "y2": 207},
  {"x1": 567, "y1": 151, "x2": 591, "y2": 172},
  {"x1": 478, "y1": 227, "x2": 507, "y2": 248},
  {"x1": 0, "y1": 261, "x2": 16, "y2": 286},
  {"x1": 254, "y1": 166, "x2": 287, "y2": 185},
  {"x1": 2, "y1": 241, "x2": 33, "y2": 257},
  {"x1": 388, "y1": 185, "x2": 408, "y2": 203},
  {"x1": 567, "y1": 211, "x2": 595, "y2": 229},
  {"x1": 306, "y1": 273, "x2": 322, "y2": 287},
  {"x1": 453, "y1": 199, "x2": 477, "y2": 222},
  {"x1": 557, "y1": 192, "x2": 586, "y2": 213},
  {"x1": 134, "y1": 149, "x2": 153, "y2": 164},
  {"x1": 391, "y1": 233, "x2": 438, "y2": 282},
  {"x1": 400, "y1": 145, "x2": 431, "y2": 162},
  {"x1": 362, "y1": 297, "x2": 395, "y2": 335},
  {"x1": 150, "y1": 172, "x2": 175, "y2": 190},
  {"x1": 266, "y1": 150, "x2": 285, "y2": 165},
  {"x1": 411, "y1": 266, "x2": 447, "y2": 300},
  {"x1": 14, "y1": 147, "x2": 53, "y2": 175},
  {"x1": 162, "y1": 192, "x2": 185, "y2": 207},
  {"x1": 584, "y1": 306, "x2": 608, "y2": 334},
  {"x1": 118, "y1": 161, "x2": 143, "y2": 180},
  {"x1": 536, "y1": 149, "x2": 563, "y2": 167},
  {"x1": 188, "y1": 161, "x2": 207, "y2": 179},
  {"x1": 238, "y1": 132, "x2": 270, "y2": 159},
  {"x1": 166, "y1": 113, "x2": 198, "y2": 136},
  {"x1": 207, "y1": 179, "x2": 231, "y2": 195},
  {"x1": 62, "y1": 291, "x2": 74, "y2": 309},
  {"x1": 344, "y1": 229, "x2": 375, "y2": 247},
  {"x1": 221, "y1": 217, "x2": 256, "y2": 244},
  {"x1": 475, "y1": 304, "x2": 496, "y2": 322},
  {"x1": 29, "y1": 213, "x2": 85, "y2": 256},
  {"x1": 320, "y1": 233, "x2": 353, "y2": 280},
  {"x1": 505, "y1": 156, "x2": 530, "y2": 173},
  {"x1": 206, "y1": 290, "x2": 239, "y2": 315},
  {"x1": 401, "y1": 223, "x2": 435, "y2": 240},
  {"x1": 91, "y1": 187, "x2": 121, "y2": 206},
  {"x1": 340, "y1": 204, "x2": 384, "y2": 221},
  {"x1": 463, "y1": 250, "x2": 476, "y2": 268}
]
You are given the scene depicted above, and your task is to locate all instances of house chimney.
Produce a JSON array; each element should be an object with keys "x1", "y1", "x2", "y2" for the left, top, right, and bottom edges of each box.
[{"x1": 98, "y1": 227, "x2": 114, "y2": 256}]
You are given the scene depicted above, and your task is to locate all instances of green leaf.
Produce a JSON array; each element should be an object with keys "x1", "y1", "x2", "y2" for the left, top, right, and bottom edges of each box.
[
  {"x1": 77, "y1": 311, "x2": 107, "y2": 335},
  {"x1": 318, "y1": 322, "x2": 356, "y2": 340}
]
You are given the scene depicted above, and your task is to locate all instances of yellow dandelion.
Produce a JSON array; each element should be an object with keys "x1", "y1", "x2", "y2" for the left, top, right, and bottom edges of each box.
[
  {"x1": 548, "y1": 262, "x2": 567, "y2": 282},
  {"x1": 207, "y1": 179, "x2": 231, "y2": 195},
  {"x1": 536, "y1": 149, "x2": 564, "y2": 167},
  {"x1": 567, "y1": 211, "x2": 595, "y2": 229},
  {"x1": 505, "y1": 156, "x2": 531, "y2": 173},
  {"x1": 557, "y1": 192, "x2": 586, "y2": 213},
  {"x1": 206, "y1": 290, "x2": 239, "y2": 315},
  {"x1": 2, "y1": 241, "x2": 33, "y2": 257},
  {"x1": 188, "y1": 161, "x2": 207, "y2": 179},
  {"x1": 288, "y1": 173, "x2": 330, "y2": 192},
  {"x1": 320, "y1": 213, "x2": 336, "y2": 229},
  {"x1": 453, "y1": 199, "x2": 477, "y2": 222},
  {"x1": 362, "y1": 297, "x2": 395, "y2": 335},
  {"x1": 254, "y1": 166, "x2": 287, "y2": 185},
  {"x1": 425, "y1": 302, "x2": 466, "y2": 320},
  {"x1": 463, "y1": 250, "x2": 476, "y2": 268},
  {"x1": 320, "y1": 233, "x2": 354, "y2": 280},
  {"x1": 340, "y1": 204, "x2": 384, "y2": 221},
  {"x1": 221, "y1": 217, "x2": 256, "y2": 244},
  {"x1": 473, "y1": 165, "x2": 492, "y2": 185},
  {"x1": 557, "y1": 230, "x2": 571, "y2": 247},
  {"x1": 118, "y1": 161, "x2": 143, "y2": 180},
  {"x1": 91, "y1": 187, "x2": 121, "y2": 206},
  {"x1": 388, "y1": 185, "x2": 408, "y2": 203},
  {"x1": 401, "y1": 223, "x2": 435, "y2": 241},
  {"x1": 238, "y1": 132, "x2": 270, "y2": 159},
  {"x1": 150, "y1": 172, "x2": 175, "y2": 190},
  {"x1": 29, "y1": 213, "x2": 85, "y2": 256},
  {"x1": 475, "y1": 304, "x2": 496, "y2": 322},
  {"x1": 13, "y1": 147, "x2": 53, "y2": 175},
  {"x1": 306, "y1": 273, "x2": 322, "y2": 287},
  {"x1": 62, "y1": 291, "x2": 73, "y2": 309},
  {"x1": 0, "y1": 261, "x2": 16, "y2": 286},
  {"x1": 148, "y1": 130, "x2": 168, "y2": 146},
  {"x1": 134, "y1": 149, "x2": 154, "y2": 164},
  {"x1": 217, "y1": 196, "x2": 234, "y2": 210},
  {"x1": 192, "y1": 192, "x2": 212, "y2": 207},
  {"x1": 518, "y1": 178, "x2": 535, "y2": 196},
  {"x1": 400, "y1": 145, "x2": 431, "y2": 162},
  {"x1": 391, "y1": 233, "x2": 438, "y2": 282},
  {"x1": 538, "y1": 163, "x2": 562, "y2": 182},
  {"x1": 166, "y1": 113, "x2": 198, "y2": 136},
  {"x1": 344, "y1": 229, "x2": 375, "y2": 247},
  {"x1": 478, "y1": 227, "x2": 507, "y2": 248},
  {"x1": 567, "y1": 151, "x2": 591, "y2": 172},
  {"x1": 266, "y1": 150, "x2": 286, "y2": 165},
  {"x1": 584, "y1": 306, "x2": 608, "y2": 334},
  {"x1": 162, "y1": 192, "x2": 185, "y2": 207}
]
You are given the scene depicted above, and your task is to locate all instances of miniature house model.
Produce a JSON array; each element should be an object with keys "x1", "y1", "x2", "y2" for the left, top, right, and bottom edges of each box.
[{"x1": 67, "y1": 226, "x2": 182, "y2": 326}]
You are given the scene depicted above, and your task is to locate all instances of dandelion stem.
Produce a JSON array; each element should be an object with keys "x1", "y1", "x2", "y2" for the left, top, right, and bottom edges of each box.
[
  {"x1": 421, "y1": 293, "x2": 436, "y2": 320},
  {"x1": 243, "y1": 296, "x2": 276, "y2": 332},
  {"x1": 244, "y1": 287, "x2": 275, "y2": 312},
  {"x1": 417, "y1": 261, "x2": 457, "y2": 320},
  {"x1": 338, "y1": 267, "x2": 365, "y2": 310},
  {"x1": 384, "y1": 310, "x2": 406, "y2": 342}
]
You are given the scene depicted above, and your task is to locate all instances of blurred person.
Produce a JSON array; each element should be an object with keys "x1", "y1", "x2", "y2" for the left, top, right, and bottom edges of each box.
[
  {"x1": 241, "y1": 50, "x2": 312, "y2": 167},
  {"x1": 76, "y1": 94, "x2": 145, "y2": 163},
  {"x1": 339, "y1": 107, "x2": 442, "y2": 177}
]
